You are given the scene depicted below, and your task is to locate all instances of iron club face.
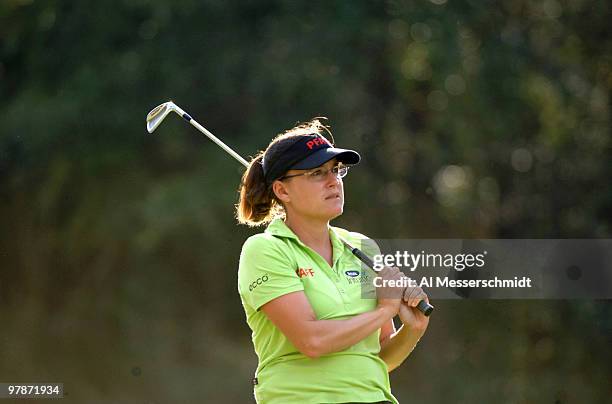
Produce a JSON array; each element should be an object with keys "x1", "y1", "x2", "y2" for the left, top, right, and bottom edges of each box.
[
  {"x1": 145, "y1": 100, "x2": 248, "y2": 167},
  {"x1": 146, "y1": 101, "x2": 188, "y2": 133}
]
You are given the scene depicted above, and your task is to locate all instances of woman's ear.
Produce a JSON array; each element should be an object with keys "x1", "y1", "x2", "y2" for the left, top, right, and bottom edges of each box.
[{"x1": 272, "y1": 180, "x2": 291, "y2": 203}]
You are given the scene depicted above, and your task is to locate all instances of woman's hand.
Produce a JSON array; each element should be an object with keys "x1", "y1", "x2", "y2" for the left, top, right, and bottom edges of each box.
[
  {"x1": 399, "y1": 286, "x2": 430, "y2": 333},
  {"x1": 398, "y1": 301, "x2": 429, "y2": 333},
  {"x1": 376, "y1": 266, "x2": 408, "y2": 316}
]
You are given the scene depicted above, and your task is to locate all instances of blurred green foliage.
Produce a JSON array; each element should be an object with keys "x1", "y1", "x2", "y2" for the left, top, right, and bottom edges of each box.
[{"x1": 1, "y1": 0, "x2": 610, "y2": 402}]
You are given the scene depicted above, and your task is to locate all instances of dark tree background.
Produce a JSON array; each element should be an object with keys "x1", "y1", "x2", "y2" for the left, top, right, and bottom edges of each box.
[{"x1": 1, "y1": 0, "x2": 610, "y2": 402}]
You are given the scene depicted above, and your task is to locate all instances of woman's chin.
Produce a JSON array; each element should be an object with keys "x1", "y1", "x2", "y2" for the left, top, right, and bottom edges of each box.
[
  {"x1": 313, "y1": 207, "x2": 343, "y2": 222},
  {"x1": 327, "y1": 205, "x2": 344, "y2": 220},
  {"x1": 302, "y1": 200, "x2": 343, "y2": 221}
]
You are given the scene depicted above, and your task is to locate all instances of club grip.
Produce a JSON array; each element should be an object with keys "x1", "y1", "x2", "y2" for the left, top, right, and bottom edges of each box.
[
  {"x1": 347, "y1": 246, "x2": 434, "y2": 317},
  {"x1": 351, "y1": 247, "x2": 375, "y2": 269},
  {"x1": 416, "y1": 299, "x2": 434, "y2": 316}
]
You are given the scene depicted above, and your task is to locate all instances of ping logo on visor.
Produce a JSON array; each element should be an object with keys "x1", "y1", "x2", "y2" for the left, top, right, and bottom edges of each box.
[{"x1": 305, "y1": 136, "x2": 331, "y2": 150}]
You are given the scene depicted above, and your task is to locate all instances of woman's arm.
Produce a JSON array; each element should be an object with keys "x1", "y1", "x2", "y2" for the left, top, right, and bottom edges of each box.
[
  {"x1": 262, "y1": 291, "x2": 395, "y2": 358},
  {"x1": 379, "y1": 318, "x2": 396, "y2": 346},
  {"x1": 378, "y1": 317, "x2": 427, "y2": 371},
  {"x1": 261, "y1": 266, "x2": 406, "y2": 358},
  {"x1": 378, "y1": 287, "x2": 430, "y2": 372}
]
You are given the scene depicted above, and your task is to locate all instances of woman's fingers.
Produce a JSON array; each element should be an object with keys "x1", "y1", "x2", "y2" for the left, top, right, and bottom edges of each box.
[
  {"x1": 404, "y1": 286, "x2": 428, "y2": 308},
  {"x1": 380, "y1": 267, "x2": 429, "y2": 308},
  {"x1": 376, "y1": 266, "x2": 408, "y2": 309}
]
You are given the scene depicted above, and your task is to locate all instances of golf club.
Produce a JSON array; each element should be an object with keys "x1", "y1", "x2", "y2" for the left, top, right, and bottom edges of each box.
[
  {"x1": 146, "y1": 101, "x2": 434, "y2": 316},
  {"x1": 147, "y1": 101, "x2": 249, "y2": 166}
]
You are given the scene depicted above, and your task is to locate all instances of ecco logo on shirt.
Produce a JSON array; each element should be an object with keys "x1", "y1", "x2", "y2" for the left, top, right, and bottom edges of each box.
[
  {"x1": 296, "y1": 268, "x2": 315, "y2": 278},
  {"x1": 249, "y1": 275, "x2": 269, "y2": 291}
]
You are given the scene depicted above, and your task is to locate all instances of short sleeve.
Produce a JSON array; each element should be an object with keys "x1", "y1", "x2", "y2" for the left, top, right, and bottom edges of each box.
[{"x1": 238, "y1": 235, "x2": 304, "y2": 311}]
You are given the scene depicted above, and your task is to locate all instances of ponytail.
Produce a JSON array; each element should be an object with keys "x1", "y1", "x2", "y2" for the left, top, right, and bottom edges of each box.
[
  {"x1": 235, "y1": 152, "x2": 285, "y2": 227},
  {"x1": 236, "y1": 118, "x2": 332, "y2": 227}
]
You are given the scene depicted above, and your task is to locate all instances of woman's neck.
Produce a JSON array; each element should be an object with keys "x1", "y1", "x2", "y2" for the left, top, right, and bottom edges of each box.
[{"x1": 284, "y1": 215, "x2": 330, "y2": 249}]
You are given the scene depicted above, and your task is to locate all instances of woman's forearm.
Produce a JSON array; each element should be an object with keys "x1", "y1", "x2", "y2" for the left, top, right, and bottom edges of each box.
[
  {"x1": 304, "y1": 306, "x2": 396, "y2": 358},
  {"x1": 378, "y1": 324, "x2": 425, "y2": 372}
]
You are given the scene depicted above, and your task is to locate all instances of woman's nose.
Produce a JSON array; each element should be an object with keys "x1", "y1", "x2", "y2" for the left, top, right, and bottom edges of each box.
[{"x1": 325, "y1": 170, "x2": 341, "y2": 186}]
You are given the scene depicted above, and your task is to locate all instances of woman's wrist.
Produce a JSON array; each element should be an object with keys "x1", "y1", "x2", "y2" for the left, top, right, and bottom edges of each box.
[
  {"x1": 403, "y1": 319, "x2": 428, "y2": 333},
  {"x1": 385, "y1": 324, "x2": 421, "y2": 350},
  {"x1": 376, "y1": 304, "x2": 397, "y2": 320},
  {"x1": 408, "y1": 322, "x2": 427, "y2": 334}
]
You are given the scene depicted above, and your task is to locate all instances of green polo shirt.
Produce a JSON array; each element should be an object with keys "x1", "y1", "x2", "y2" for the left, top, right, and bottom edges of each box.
[{"x1": 238, "y1": 218, "x2": 399, "y2": 404}]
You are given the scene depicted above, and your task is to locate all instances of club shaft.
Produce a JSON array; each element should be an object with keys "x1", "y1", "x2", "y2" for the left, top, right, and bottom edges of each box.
[{"x1": 173, "y1": 108, "x2": 249, "y2": 168}]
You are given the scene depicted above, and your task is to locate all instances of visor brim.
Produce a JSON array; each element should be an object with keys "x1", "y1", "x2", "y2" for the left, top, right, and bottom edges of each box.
[{"x1": 290, "y1": 147, "x2": 361, "y2": 170}]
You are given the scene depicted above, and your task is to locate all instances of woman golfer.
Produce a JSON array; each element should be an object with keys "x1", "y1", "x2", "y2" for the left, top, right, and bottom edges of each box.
[{"x1": 236, "y1": 119, "x2": 430, "y2": 404}]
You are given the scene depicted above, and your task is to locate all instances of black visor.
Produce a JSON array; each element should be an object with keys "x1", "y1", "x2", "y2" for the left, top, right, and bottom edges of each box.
[{"x1": 262, "y1": 135, "x2": 360, "y2": 185}]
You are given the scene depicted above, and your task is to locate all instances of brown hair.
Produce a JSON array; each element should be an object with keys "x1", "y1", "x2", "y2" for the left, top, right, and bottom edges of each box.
[{"x1": 235, "y1": 118, "x2": 334, "y2": 227}]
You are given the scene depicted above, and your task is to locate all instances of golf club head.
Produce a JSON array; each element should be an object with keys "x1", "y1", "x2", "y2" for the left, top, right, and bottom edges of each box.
[{"x1": 146, "y1": 101, "x2": 179, "y2": 133}]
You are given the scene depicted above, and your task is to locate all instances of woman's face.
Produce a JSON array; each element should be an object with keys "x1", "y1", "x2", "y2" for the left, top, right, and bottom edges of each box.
[{"x1": 273, "y1": 158, "x2": 344, "y2": 222}]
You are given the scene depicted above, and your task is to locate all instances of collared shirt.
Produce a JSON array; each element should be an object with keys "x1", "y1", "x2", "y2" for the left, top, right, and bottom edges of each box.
[{"x1": 238, "y1": 218, "x2": 399, "y2": 404}]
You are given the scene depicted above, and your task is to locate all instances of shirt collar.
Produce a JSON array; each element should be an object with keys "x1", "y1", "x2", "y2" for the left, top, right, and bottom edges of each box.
[
  {"x1": 265, "y1": 217, "x2": 346, "y2": 258},
  {"x1": 265, "y1": 217, "x2": 299, "y2": 239}
]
